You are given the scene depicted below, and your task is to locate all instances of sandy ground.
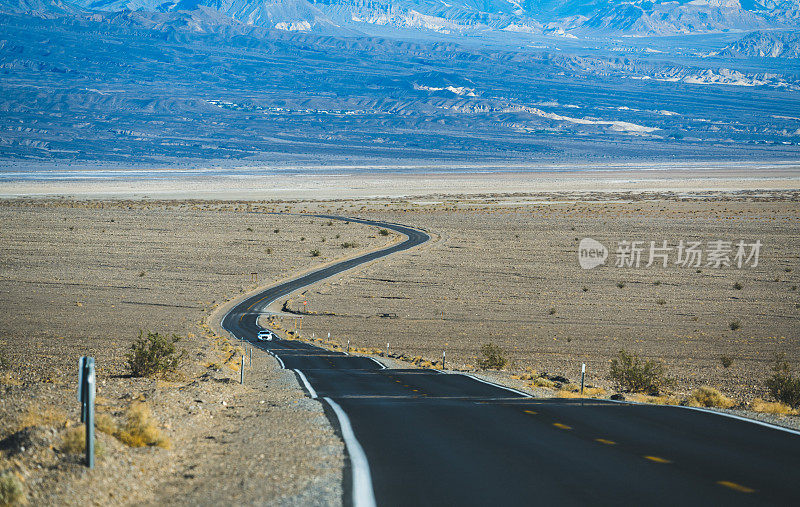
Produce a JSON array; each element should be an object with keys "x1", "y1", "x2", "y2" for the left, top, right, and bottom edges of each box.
[{"x1": 0, "y1": 201, "x2": 394, "y2": 505}]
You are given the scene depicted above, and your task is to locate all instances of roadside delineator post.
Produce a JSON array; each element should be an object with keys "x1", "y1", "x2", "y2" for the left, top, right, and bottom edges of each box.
[
  {"x1": 442, "y1": 350, "x2": 446, "y2": 370},
  {"x1": 249, "y1": 346, "x2": 252, "y2": 367},
  {"x1": 347, "y1": 339, "x2": 350, "y2": 353},
  {"x1": 240, "y1": 356, "x2": 245, "y2": 384},
  {"x1": 78, "y1": 356, "x2": 95, "y2": 469},
  {"x1": 386, "y1": 342, "x2": 390, "y2": 356},
  {"x1": 581, "y1": 363, "x2": 586, "y2": 395}
]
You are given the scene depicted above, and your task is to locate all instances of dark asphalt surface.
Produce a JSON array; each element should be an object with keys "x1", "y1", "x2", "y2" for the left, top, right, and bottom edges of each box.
[{"x1": 222, "y1": 215, "x2": 800, "y2": 506}]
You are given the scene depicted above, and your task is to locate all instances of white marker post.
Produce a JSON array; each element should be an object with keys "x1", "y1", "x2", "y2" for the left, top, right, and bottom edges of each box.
[
  {"x1": 581, "y1": 363, "x2": 586, "y2": 395},
  {"x1": 386, "y1": 342, "x2": 390, "y2": 356},
  {"x1": 347, "y1": 339, "x2": 350, "y2": 353},
  {"x1": 240, "y1": 356, "x2": 245, "y2": 384},
  {"x1": 442, "y1": 350, "x2": 446, "y2": 370}
]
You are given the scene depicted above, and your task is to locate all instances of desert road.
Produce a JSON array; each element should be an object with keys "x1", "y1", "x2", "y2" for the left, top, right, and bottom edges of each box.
[{"x1": 222, "y1": 215, "x2": 800, "y2": 506}]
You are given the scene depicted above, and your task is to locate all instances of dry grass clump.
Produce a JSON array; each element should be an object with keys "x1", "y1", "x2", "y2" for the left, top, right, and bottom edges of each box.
[
  {"x1": 114, "y1": 402, "x2": 170, "y2": 449},
  {"x1": 61, "y1": 426, "x2": 105, "y2": 457},
  {"x1": 685, "y1": 387, "x2": 736, "y2": 409},
  {"x1": 557, "y1": 387, "x2": 607, "y2": 399},
  {"x1": 627, "y1": 393, "x2": 682, "y2": 405},
  {"x1": 17, "y1": 404, "x2": 68, "y2": 430},
  {"x1": 750, "y1": 398, "x2": 799, "y2": 416},
  {"x1": 0, "y1": 471, "x2": 25, "y2": 506}
]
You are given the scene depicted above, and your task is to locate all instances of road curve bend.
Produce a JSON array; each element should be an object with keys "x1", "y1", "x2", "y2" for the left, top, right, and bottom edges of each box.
[{"x1": 221, "y1": 214, "x2": 800, "y2": 507}]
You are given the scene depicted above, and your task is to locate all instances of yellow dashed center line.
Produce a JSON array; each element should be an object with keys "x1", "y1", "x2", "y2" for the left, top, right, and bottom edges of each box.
[
  {"x1": 595, "y1": 439, "x2": 617, "y2": 445},
  {"x1": 644, "y1": 455, "x2": 671, "y2": 464},
  {"x1": 553, "y1": 423, "x2": 572, "y2": 430},
  {"x1": 524, "y1": 410, "x2": 538, "y2": 415},
  {"x1": 717, "y1": 481, "x2": 755, "y2": 493}
]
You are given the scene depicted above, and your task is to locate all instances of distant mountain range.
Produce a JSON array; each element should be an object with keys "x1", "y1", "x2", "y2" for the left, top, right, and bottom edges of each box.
[{"x1": 5, "y1": 0, "x2": 796, "y2": 36}]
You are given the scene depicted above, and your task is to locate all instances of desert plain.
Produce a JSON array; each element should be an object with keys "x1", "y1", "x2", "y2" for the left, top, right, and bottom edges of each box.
[{"x1": 0, "y1": 171, "x2": 799, "y2": 504}]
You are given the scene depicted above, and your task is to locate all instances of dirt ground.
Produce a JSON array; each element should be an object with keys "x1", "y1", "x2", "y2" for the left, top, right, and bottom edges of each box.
[
  {"x1": 283, "y1": 192, "x2": 800, "y2": 403},
  {"x1": 0, "y1": 200, "x2": 394, "y2": 505}
]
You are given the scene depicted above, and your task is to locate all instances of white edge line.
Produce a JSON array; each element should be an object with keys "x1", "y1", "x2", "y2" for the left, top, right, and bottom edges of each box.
[
  {"x1": 605, "y1": 398, "x2": 800, "y2": 436},
  {"x1": 462, "y1": 373, "x2": 532, "y2": 398},
  {"x1": 266, "y1": 349, "x2": 285, "y2": 369},
  {"x1": 293, "y1": 369, "x2": 318, "y2": 399},
  {"x1": 324, "y1": 397, "x2": 377, "y2": 507},
  {"x1": 367, "y1": 357, "x2": 387, "y2": 369}
]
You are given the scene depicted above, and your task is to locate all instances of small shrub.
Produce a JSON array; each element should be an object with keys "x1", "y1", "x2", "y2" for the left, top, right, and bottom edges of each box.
[
  {"x1": 0, "y1": 351, "x2": 8, "y2": 370},
  {"x1": 246, "y1": 227, "x2": 253, "y2": 232},
  {"x1": 138, "y1": 271, "x2": 146, "y2": 277},
  {"x1": 273, "y1": 229, "x2": 279, "y2": 233},
  {"x1": 548, "y1": 307, "x2": 556, "y2": 315},
  {"x1": 477, "y1": 343, "x2": 507, "y2": 370},
  {"x1": 126, "y1": 331, "x2": 184, "y2": 378},
  {"x1": 751, "y1": 398, "x2": 798, "y2": 415},
  {"x1": 0, "y1": 472, "x2": 24, "y2": 506},
  {"x1": 720, "y1": 355, "x2": 734, "y2": 368},
  {"x1": 266, "y1": 248, "x2": 272, "y2": 254},
  {"x1": 310, "y1": 249, "x2": 320, "y2": 257},
  {"x1": 341, "y1": 242, "x2": 358, "y2": 249},
  {"x1": 379, "y1": 229, "x2": 389, "y2": 236},
  {"x1": 61, "y1": 426, "x2": 105, "y2": 457},
  {"x1": 115, "y1": 402, "x2": 170, "y2": 449},
  {"x1": 582, "y1": 287, "x2": 588, "y2": 292},
  {"x1": 766, "y1": 355, "x2": 800, "y2": 408},
  {"x1": 609, "y1": 349, "x2": 674, "y2": 395},
  {"x1": 653, "y1": 280, "x2": 661, "y2": 286},
  {"x1": 18, "y1": 404, "x2": 67, "y2": 429},
  {"x1": 733, "y1": 281, "x2": 743, "y2": 290},
  {"x1": 686, "y1": 387, "x2": 736, "y2": 409},
  {"x1": 300, "y1": 237, "x2": 305, "y2": 241},
  {"x1": 616, "y1": 281, "x2": 625, "y2": 289},
  {"x1": 96, "y1": 413, "x2": 117, "y2": 435},
  {"x1": 532, "y1": 377, "x2": 556, "y2": 389},
  {"x1": 656, "y1": 299, "x2": 666, "y2": 305},
  {"x1": 729, "y1": 320, "x2": 741, "y2": 331}
]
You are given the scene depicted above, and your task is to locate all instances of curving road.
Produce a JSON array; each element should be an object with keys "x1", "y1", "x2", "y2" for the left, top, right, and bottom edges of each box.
[{"x1": 222, "y1": 215, "x2": 800, "y2": 507}]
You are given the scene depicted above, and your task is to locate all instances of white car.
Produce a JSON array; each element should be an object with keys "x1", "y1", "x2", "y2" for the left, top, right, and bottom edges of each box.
[{"x1": 257, "y1": 330, "x2": 276, "y2": 341}]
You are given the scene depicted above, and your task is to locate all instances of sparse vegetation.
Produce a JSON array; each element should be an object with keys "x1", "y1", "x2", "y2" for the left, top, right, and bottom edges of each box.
[
  {"x1": 609, "y1": 349, "x2": 674, "y2": 395},
  {"x1": 246, "y1": 227, "x2": 253, "y2": 232},
  {"x1": 720, "y1": 355, "x2": 734, "y2": 368},
  {"x1": 582, "y1": 286, "x2": 588, "y2": 292},
  {"x1": 733, "y1": 281, "x2": 743, "y2": 290},
  {"x1": 729, "y1": 320, "x2": 741, "y2": 331},
  {"x1": 379, "y1": 229, "x2": 389, "y2": 236},
  {"x1": 751, "y1": 398, "x2": 799, "y2": 416},
  {"x1": 616, "y1": 281, "x2": 625, "y2": 289},
  {"x1": 685, "y1": 386, "x2": 736, "y2": 409},
  {"x1": 548, "y1": 307, "x2": 556, "y2": 315},
  {"x1": 126, "y1": 331, "x2": 184, "y2": 378},
  {"x1": 341, "y1": 241, "x2": 358, "y2": 248},
  {"x1": 18, "y1": 404, "x2": 67, "y2": 429},
  {"x1": 138, "y1": 271, "x2": 145, "y2": 277},
  {"x1": 656, "y1": 298, "x2": 666, "y2": 305},
  {"x1": 0, "y1": 471, "x2": 25, "y2": 506},
  {"x1": 766, "y1": 354, "x2": 800, "y2": 409},
  {"x1": 273, "y1": 229, "x2": 279, "y2": 233},
  {"x1": 114, "y1": 402, "x2": 170, "y2": 448},
  {"x1": 477, "y1": 343, "x2": 507, "y2": 370},
  {"x1": 310, "y1": 249, "x2": 320, "y2": 257},
  {"x1": 0, "y1": 351, "x2": 8, "y2": 370},
  {"x1": 654, "y1": 280, "x2": 661, "y2": 286}
]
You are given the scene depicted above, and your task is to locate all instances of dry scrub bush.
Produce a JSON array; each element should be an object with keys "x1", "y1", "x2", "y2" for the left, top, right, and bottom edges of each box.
[
  {"x1": 766, "y1": 355, "x2": 800, "y2": 409},
  {"x1": 477, "y1": 343, "x2": 506, "y2": 370},
  {"x1": 609, "y1": 350, "x2": 674, "y2": 395},
  {"x1": 115, "y1": 403, "x2": 170, "y2": 449},
  {"x1": 127, "y1": 331, "x2": 184, "y2": 378},
  {"x1": 61, "y1": 426, "x2": 105, "y2": 457},
  {"x1": 685, "y1": 387, "x2": 736, "y2": 409},
  {"x1": 0, "y1": 471, "x2": 25, "y2": 506},
  {"x1": 751, "y1": 398, "x2": 799, "y2": 416}
]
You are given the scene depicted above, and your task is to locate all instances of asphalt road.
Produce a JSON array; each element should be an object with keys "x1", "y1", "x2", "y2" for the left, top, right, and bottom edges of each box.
[{"x1": 222, "y1": 215, "x2": 800, "y2": 506}]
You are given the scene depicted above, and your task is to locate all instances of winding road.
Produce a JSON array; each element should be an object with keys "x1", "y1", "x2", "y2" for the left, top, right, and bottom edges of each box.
[{"x1": 222, "y1": 215, "x2": 800, "y2": 506}]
